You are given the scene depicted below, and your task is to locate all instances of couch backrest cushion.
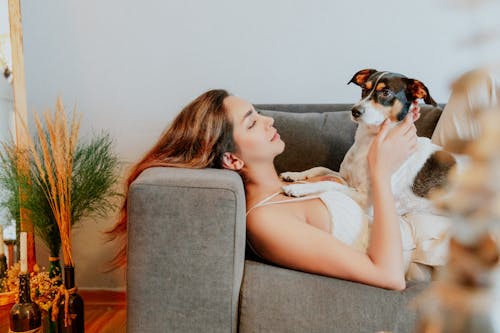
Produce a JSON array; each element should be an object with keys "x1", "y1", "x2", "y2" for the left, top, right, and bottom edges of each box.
[
  {"x1": 255, "y1": 104, "x2": 442, "y2": 173},
  {"x1": 258, "y1": 109, "x2": 356, "y2": 173}
]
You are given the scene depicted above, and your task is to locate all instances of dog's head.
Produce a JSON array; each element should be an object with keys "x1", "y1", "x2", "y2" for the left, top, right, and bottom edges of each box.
[{"x1": 348, "y1": 68, "x2": 437, "y2": 126}]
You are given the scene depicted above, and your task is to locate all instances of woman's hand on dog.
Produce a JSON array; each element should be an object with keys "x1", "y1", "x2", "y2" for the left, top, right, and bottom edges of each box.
[
  {"x1": 368, "y1": 114, "x2": 418, "y2": 181},
  {"x1": 410, "y1": 101, "x2": 421, "y2": 121}
]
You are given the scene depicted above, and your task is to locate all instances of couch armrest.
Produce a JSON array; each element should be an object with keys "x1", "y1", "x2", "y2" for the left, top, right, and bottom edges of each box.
[{"x1": 126, "y1": 167, "x2": 246, "y2": 333}]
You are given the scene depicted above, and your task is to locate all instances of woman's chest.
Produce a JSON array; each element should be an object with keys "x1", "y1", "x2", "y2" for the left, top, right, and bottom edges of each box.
[{"x1": 278, "y1": 197, "x2": 332, "y2": 234}]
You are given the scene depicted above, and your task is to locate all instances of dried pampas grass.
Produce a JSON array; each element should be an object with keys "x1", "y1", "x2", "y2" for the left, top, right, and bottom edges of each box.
[{"x1": 27, "y1": 97, "x2": 81, "y2": 267}]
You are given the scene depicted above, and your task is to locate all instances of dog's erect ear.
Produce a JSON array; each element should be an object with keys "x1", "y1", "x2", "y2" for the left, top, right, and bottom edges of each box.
[
  {"x1": 348, "y1": 69, "x2": 377, "y2": 86},
  {"x1": 405, "y1": 79, "x2": 437, "y2": 106}
]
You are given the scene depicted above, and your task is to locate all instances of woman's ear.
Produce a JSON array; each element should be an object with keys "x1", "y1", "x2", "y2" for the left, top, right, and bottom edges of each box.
[{"x1": 222, "y1": 152, "x2": 244, "y2": 171}]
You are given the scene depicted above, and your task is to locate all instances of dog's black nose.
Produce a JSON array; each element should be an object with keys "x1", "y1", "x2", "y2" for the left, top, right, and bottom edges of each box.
[{"x1": 351, "y1": 107, "x2": 363, "y2": 118}]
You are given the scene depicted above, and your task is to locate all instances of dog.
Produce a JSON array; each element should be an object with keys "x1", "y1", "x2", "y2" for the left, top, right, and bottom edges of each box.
[{"x1": 281, "y1": 69, "x2": 466, "y2": 216}]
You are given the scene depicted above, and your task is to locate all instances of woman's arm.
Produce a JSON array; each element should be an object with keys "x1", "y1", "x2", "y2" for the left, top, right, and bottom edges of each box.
[
  {"x1": 365, "y1": 114, "x2": 418, "y2": 288},
  {"x1": 247, "y1": 207, "x2": 407, "y2": 290},
  {"x1": 246, "y1": 115, "x2": 418, "y2": 290}
]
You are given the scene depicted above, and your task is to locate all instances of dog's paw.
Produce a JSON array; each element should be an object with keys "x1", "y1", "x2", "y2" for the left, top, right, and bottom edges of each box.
[
  {"x1": 280, "y1": 171, "x2": 307, "y2": 182},
  {"x1": 280, "y1": 171, "x2": 309, "y2": 182},
  {"x1": 282, "y1": 183, "x2": 313, "y2": 197}
]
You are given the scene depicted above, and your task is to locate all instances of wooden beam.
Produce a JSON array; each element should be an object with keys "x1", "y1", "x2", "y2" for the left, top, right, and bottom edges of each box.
[{"x1": 8, "y1": 0, "x2": 36, "y2": 272}]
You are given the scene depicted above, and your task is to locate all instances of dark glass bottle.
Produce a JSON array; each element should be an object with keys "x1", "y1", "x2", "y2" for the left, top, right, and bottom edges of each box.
[
  {"x1": 57, "y1": 266, "x2": 84, "y2": 333},
  {"x1": 49, "y1": 256, "x2": 62, "y2": 285},
  {"x1": 0, "y1": 253, "x2": 7, "y2": 287},
  {"x1": 9, "y1": 272, "x2": 42, "y2": 332},
  {"x1": 47, "y1": 257, "x2": 61, "y2": 333}
]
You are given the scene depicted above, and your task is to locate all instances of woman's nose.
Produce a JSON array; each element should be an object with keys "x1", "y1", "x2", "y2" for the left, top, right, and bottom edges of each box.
[{"x1": 266, "y1": 115, "x2": 274, "y2": 128}]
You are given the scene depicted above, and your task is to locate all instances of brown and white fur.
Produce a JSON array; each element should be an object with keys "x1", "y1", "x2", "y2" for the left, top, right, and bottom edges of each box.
[{"x1": 281, "y1": 69, "x2": 467, "y2": 216}]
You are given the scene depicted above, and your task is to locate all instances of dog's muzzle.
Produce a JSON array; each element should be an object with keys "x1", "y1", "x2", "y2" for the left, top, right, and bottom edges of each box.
[{"x1": 351, "y1": 106, "x2": 364, "y2": 118}]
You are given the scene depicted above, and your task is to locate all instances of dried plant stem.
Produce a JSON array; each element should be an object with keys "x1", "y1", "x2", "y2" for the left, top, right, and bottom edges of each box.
[{"x1": 27, "y1": 96, "x2": 81, "y2": 267}]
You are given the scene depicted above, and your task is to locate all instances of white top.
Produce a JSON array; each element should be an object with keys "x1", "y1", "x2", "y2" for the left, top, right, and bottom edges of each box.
[{"x1": 246, "y1": 184, "x2": 451, "y2": 273}]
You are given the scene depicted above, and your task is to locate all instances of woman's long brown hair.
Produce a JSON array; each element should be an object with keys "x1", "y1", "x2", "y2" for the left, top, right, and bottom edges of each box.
[{"x1": 107, "y1": 89, "x2": 234, "y2": 268}]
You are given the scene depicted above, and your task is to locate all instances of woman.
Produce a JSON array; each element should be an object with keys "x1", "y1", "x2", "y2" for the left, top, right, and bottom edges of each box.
[{"x1": 108, "y1": 89, "x2": 432, "y2": 290}]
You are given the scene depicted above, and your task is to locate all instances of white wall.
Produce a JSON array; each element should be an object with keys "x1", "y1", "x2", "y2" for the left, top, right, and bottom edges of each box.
[
  {"x1": 0, "y1": 0, "x2": 14, "y2": 253},
  {"x1": 14, "y1": 0, "x2": 500, "y2": 289},
  {"x1": 1, "y1": 0, "x2": 13, "y2": 142}
]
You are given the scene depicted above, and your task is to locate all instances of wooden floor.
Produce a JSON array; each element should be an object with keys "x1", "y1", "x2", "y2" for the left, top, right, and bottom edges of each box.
[{"x1": 0, "y1": 290, "x2": 126, "y2": 333}]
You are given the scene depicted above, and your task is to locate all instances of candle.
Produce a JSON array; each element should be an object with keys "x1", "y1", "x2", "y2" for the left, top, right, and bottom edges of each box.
[
  {"x1": 20, "y1": 231, "x2": 27, "y2": 273},
  {"x1": 0, "y1": 226, "x2": 4, "y2": 255}
]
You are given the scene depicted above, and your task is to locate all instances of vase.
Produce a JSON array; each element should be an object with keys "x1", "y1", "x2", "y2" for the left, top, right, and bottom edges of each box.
[
  {"x1": 0, "y1": 253, "x2": 7, "y2": 286},
  {"x1": 41, "y1": 310, "x2": 53, "y2": 333},
  {"x1": 57, "y1": 266, "x2": 84, "y2": 333},
  {"x1": 48, "y1": 256, "x2": 62, "y2": 285},
  {"x1": 46, "y1": 256, "x2": 61, "y2": 333},
  {"x1": 9, "y1": 272, "x2": 42, "y2": 332}
]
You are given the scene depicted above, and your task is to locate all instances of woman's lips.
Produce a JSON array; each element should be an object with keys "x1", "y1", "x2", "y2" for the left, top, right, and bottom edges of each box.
[{"x1": 271, "y1": 132, "x2": 280, "y2": 141}]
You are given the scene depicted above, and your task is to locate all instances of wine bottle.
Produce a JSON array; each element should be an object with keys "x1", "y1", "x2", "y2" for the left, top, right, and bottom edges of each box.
[
  {"x1": 9, "y1": 272, "x2": 42, "y2": 332},
  {"x1": 57, "y1": 265, "x2": 84, "y2": 332},
  {"x1": 0, "y1": 253, "x2": 7, "y2": 290},
  {"x1": 0, "y1": 226, "x2": 7, "y2": 286},
  {"x1": 48, "y1": 256, "x2": 62, "y2": 284}
]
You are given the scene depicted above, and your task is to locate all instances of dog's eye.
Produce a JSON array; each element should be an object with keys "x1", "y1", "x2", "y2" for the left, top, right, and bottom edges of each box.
[{"x1": 380, "y1": 89, "x2": 393, "y2": 98}]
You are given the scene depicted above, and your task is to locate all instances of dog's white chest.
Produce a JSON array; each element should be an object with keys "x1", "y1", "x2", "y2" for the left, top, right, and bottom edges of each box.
[
  {"x1": 340, "y1": 131, "x2": 442, "y2": 214},
  {"x1": 339, "y1": 132, "x2": 373, "y2": 194}
]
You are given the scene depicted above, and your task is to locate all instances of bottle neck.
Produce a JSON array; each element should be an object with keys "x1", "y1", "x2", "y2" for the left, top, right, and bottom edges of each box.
[
  {"x1": 64, "y1": 265, "x2": 75, "y2": 289},
  {"x1": 0, "y1": 254, "x2": 7, "y2": 274},
  {"x1": 18, "y1": 273, "x2": 32, "y2": 303}
]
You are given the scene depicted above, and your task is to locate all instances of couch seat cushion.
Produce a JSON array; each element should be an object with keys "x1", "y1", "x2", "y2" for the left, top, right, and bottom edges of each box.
[{"x1": 238, "y1": 260, "x2": 428, "y2": 333}]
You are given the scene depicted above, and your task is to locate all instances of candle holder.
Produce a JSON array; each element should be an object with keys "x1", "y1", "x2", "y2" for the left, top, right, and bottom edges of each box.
[
  {"x1": 4, "y1": 239, "x2": 16, "y2": 268},
  {"x1": 0, "y1": 252, "x2": 6, "y2": 283},
  {"x1": 0, "y1": 238, "x2": 19, "y2": 306},
  {"x1": 0, "y1": 239, "x2": 17, "y2": 306},
  {"x1": 0, "y1": 250, "x2": 16, "y2": 307},
  {"x1": 0, "y1": 226, "x2": 6, "y2": 283}
]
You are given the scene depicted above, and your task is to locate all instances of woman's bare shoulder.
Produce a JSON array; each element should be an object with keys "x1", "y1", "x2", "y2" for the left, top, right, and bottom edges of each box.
[{"x1": 246, "y1": 202, "x2": 301, "y2": 227}]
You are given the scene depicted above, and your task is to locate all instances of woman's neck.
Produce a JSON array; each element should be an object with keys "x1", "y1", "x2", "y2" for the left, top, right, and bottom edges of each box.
[{"x1": 242, "y1": 162, "x2": 284, "y2": 199}]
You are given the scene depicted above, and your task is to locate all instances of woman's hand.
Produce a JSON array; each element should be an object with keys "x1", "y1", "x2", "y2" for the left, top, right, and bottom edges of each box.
[
  {"x1": 410, "y1": 101, "x2": 421, "y2": 121},
  {"x1": 368, "y1": 114, "x2": 418, "y2": 181}
]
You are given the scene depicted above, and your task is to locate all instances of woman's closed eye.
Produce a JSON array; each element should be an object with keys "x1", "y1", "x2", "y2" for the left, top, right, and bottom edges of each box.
[{"x1": 247, "y1": 110, "x2": 261, "y2": 129}]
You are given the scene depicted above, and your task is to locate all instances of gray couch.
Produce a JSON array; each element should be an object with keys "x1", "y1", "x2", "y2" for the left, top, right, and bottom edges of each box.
[{"x1": 126, "y1": 103, "x2": 444, "y2": 333}]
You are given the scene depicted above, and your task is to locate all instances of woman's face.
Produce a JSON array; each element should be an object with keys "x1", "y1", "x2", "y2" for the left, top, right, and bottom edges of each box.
[{"x1": 224, "y1": 96, "x2": 285, "y2": 168}]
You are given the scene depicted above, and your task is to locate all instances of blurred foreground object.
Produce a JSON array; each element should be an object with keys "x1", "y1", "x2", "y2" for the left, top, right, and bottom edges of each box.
[{"x1": 415, "y1": 69, "x2": 500, "y2": 332}]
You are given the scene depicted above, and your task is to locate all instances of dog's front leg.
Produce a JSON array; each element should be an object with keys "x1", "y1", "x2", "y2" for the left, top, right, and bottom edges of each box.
[{"x1": 280, "y1": 166, "x2": 339, "y2": 182}]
